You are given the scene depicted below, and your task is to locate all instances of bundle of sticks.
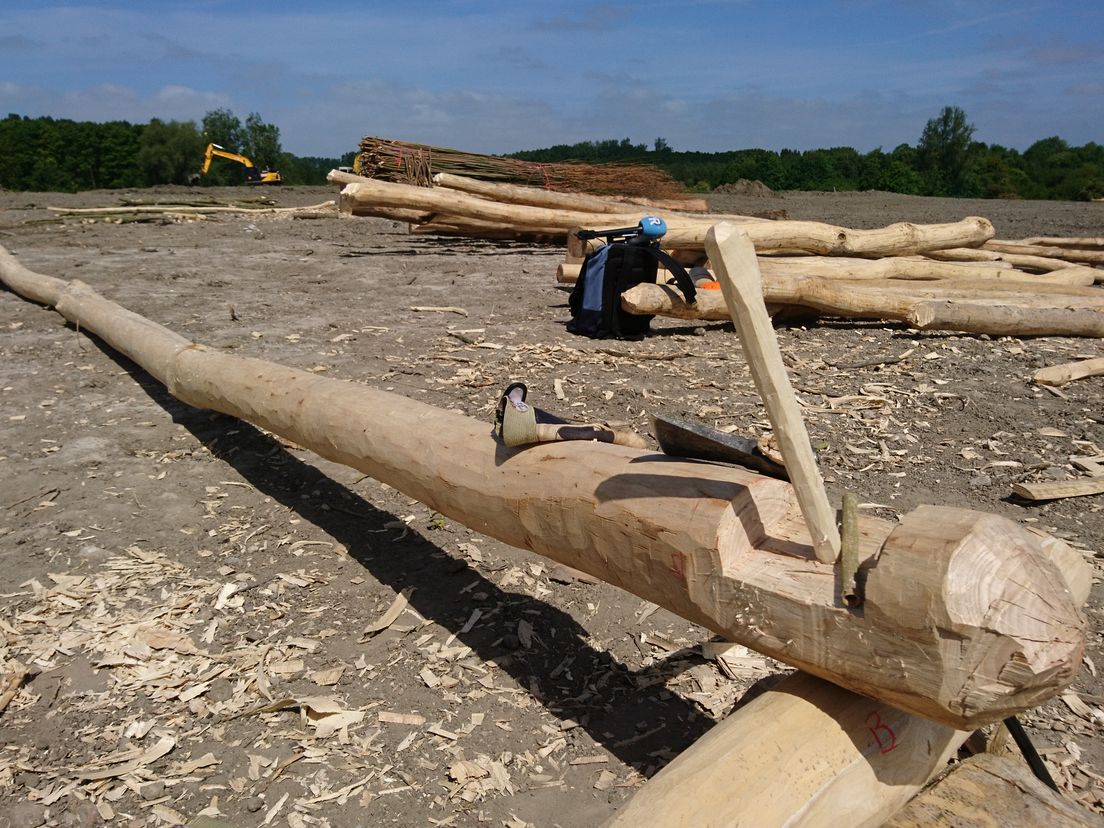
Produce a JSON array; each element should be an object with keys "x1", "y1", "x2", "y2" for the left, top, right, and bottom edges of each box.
[
  {"x1": 354, "y1": 136, "x2": 697, "y2": 201},
  {"x1": 331, "y1": 169, "x2": 1104, "y2": 338}
]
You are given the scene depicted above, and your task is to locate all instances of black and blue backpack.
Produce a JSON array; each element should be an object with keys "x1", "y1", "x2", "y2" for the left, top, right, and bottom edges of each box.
[{"x1": 567, "y1": 217, "x2": 697, "y2": 339}]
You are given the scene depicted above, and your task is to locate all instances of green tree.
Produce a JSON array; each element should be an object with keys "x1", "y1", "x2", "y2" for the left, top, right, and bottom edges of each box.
[
  {"x1": 878, "y1": 160, "x2": 923, "y2": 194},
  {"x1": 917, "y1": 106, "x2": 975, "y2": 196},
  {"x1": 201, "y1": 108, "x2": 243, "y2": 150},
  {"x1": 858, "y1": 149, "x2": 888, "y2": 190},
  {"x1": 95, "y1": 121, "x2": 143, "y2": 188},
  {"x1": 138, "y1": 119, "x2": 205, "y2": 185},
  {"x1": 243, "y1": 112, "x2": 282, "y2": 171},
  {"x1": 200, "y1": 108, "x2": 246, "y2": 184}
]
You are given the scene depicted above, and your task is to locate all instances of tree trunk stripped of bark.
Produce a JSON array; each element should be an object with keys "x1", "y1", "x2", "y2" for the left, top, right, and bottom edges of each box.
[
  {"x1": 332, "y1": 180, "x2": 570, "y2": 239},
  {"x1": 46, "y1": 202, "x2": 336, "y2": 217},
  {"x1": 1023, "y1": 236, "x2": 1104, "y2": 249},
  {"x1": 620, "y1": 279, "x2": 1104, "y2": 337},
  {"x1": 759, "y1": 255, "x2": 1096, "y2": 286},
  {"x1": 556, "y1": 255, "x2": 1096, "y2": 287},
  {"x1": 409, "y1": 219, "x2": 569, "y2": 241},
  {"x1": 431, "y1": 172, "x2": 707, "y2": 214},
  {"x1": 983, "y1": 239, "x2": 1104, "y2": 267},
  {"x1": 927, "y1": 246, "x2": 1102, "y2": 277},
  {"x1": 907, "y1": 301, "x2": 1104, "y2": 338},
  {"x1": 606, "y1": 672, "x2": 967, "y2": 828},
  {"x1": 338, "y1": 178, "x2": 995, "y2": 255},
  {"x1": 337, "y1": 175, "x2": 748, "y2": 226},
  {"x1": 567, "y1": 229, "x2": 779, "y2": 261},
  {"x1": 0, "y1": 244, "x2": 1087, "y2": 729}
]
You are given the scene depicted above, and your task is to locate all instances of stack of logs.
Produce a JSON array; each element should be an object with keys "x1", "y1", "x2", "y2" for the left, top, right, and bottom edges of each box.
[
  {"x1": 353, "y1": 136, "x2": 699, "y2": 201},
  {"x1": 332, "y1": 169, "x2": 1104, "y2": 339}
]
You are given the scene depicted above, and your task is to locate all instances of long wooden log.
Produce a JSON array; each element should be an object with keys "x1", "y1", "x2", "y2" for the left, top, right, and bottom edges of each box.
[
  {"x1": 336, "y1": 187, "x2": 434, "y2": 223},
  {"x1": 607, "y1": 672, "x2": 965, "y2": 828},
  {"x1": 908, "y1": 301, "x2": 1104, "y2": 338},
  {"x1": 328, "y1": 168, "x2": 379, "y2": 187},
  {"x1": 621, "y1": 278, "x2": 1104, "y2": 322},
  {"x1": 623, "y1": 282, "x2": 1104, "y2": 337},
  {"x1": 927, "y1": 246, "x2": 1099, "y2": 275},
  {"x1": 601, "y1": 193, "x2": 710, "y2": 213},
  {"x1": 0, "y1": 245, "x2": 1086, "y2": 728},
  {"x1": 612, "y1": 213, "x2": 998, "y2": 256},
  {"x1": 556, "y1": 255, "x2": 1096, "y2": 287},
  {"x1": 567, "y1": 228, "x2": 787, "y2": 260},
  {"x1": 412, "y1": 222, "x2": 567, "y2": 243},
  {"x1": 340, "y1": 179, "x2": 995, "y2": 255},
  {"x1": 760, "y1": 256, "x2": 1095, "y2": 286},
  {"x1": 1024, "y1": 236, "x2": 1104, "y2": 249},
  {"x1": 432, "y1": 172, "x2": 708, "y2": 214},
  {"x1": 983, "y1": 239, "x2": 1104, "y2": 266},
  {"x1": 46, "y1": 202, "x2": 336, "y2": 217},
  {"x1": 333, "y1": 180, "x2": 570, "y2": 239}
]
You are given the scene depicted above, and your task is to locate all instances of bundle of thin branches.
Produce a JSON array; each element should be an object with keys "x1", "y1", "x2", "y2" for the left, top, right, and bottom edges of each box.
[{"x1": 355, "y1": 136, "x2": 690, "y2": 200}]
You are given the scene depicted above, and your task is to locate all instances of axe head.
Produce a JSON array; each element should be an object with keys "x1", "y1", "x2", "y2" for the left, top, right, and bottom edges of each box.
[
  {"x1": 495, "y1": 382, "x2": 538, "y2": 447},
  {"x1": 652, "y1": 413, "x2": 788, "y2": 480}
]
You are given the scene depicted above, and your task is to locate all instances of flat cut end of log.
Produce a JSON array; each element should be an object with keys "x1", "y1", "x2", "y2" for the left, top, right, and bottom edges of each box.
[{"x1": 863, "y1": 505, "x2": 1085, "y2": 726}]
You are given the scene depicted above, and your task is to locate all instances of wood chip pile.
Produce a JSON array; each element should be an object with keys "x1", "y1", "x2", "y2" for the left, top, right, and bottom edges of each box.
[
  {"x1": 354, "y1": 136, "x2": 694, "y2": 200},
  {"x1": 2, "y1": 542, "x2": 686, "y2": 822},
  {"x1": 331, "y1": 170, "x2": 1104, "y2": 339}
]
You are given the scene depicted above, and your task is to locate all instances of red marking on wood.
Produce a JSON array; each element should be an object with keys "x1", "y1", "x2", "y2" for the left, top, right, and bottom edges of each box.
[
  {"x1": 670, "y1": 551, "x2": 686, "y2": 581},
  {"x1": 866, "y1": 711, "x2": 898, "y2": 754}
]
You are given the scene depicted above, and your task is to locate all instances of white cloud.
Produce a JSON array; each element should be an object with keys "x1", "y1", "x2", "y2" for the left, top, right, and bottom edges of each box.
[{"x1": 0, "y1": 81, "x2": 231, "y2": 124}]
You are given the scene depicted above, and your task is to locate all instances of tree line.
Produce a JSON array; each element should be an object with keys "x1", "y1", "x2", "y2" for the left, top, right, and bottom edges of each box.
[
  {"x1": 0, "y1": 109, "x2": 350, "y2": 191},
  {"x1": 513, "y1": 107, "x2": 1104, "y2": 201},
  {"x1": 2, "y1": 106, "x2": 1100, "y2": 200}
]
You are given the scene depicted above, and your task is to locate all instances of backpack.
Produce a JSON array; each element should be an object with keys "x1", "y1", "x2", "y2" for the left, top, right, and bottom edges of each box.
[{"x1": 567, "y1": 218, "x2": 698, "y2": 340}]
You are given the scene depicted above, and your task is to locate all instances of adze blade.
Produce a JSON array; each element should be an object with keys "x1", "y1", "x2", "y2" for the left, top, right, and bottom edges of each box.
[{"x1": 652, "y1": 413, "x2": 788, "y2": 480}]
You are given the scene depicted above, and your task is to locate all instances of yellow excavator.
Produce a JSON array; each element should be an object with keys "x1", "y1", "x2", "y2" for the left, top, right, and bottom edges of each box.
[{"x1": 199, "y1": 143, "x2": 282, "y2": 184}]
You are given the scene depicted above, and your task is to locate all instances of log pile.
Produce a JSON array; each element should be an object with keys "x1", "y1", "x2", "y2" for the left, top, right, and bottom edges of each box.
[
  {"x1": 331, "y1": 169, "x2": 1103, "y2": 337},
  {"x1": 354, "y1": 136, "x2": 697, "y2": 201}
]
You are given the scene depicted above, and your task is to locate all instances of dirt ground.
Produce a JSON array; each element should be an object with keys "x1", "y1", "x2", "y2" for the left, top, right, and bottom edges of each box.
[{"x1": 1, "y1": 185, "x2": 1102, "y2": 828}]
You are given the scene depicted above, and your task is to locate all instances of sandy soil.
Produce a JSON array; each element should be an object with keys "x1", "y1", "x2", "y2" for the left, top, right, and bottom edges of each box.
[{"x1": 1, "y1": 185, "x2": 1102, "y2": 828}]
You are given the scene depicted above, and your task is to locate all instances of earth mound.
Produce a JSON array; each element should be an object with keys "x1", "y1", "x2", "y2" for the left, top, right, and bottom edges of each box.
[{"x1": 713, "y1": 178, "x2": 774, "y2": 197}]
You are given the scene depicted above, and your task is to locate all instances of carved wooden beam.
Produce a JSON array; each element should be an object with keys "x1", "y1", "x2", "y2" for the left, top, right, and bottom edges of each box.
[{"x1": 0, "y1": 244, "x2": 1086, "y2": 729}]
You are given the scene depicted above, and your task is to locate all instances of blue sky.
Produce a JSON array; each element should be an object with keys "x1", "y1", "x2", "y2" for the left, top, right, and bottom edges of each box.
[{"x1": 1, "y1": 1, "x2": 1100, "y2": 157}]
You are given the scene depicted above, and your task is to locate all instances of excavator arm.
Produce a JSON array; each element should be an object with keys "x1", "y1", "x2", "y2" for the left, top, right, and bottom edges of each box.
[{"x1": 199, "y1": 143, "x2": 281, "y2": 184}]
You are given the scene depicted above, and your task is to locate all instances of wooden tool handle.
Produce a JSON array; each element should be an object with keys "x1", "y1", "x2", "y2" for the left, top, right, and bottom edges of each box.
[
  {"x1": 535, "y1": 423, "x2": 649, "y2": 449},
  {"x1": 706, "y1": 222, "x2": 841, "y2": 564}
]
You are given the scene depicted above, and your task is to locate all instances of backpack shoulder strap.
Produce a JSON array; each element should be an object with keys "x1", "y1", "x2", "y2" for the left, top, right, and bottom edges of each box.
[{"x1": 645, "y1": 246, "x2": 697, "y2": 305}]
